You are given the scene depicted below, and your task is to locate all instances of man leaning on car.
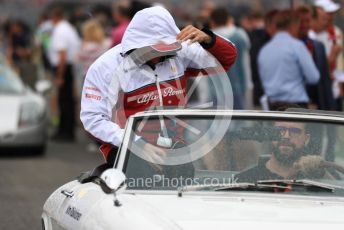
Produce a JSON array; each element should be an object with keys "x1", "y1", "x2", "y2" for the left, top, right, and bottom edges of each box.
[{"x1": 80, "y1": 6, "x2": 237, "y2": 165}]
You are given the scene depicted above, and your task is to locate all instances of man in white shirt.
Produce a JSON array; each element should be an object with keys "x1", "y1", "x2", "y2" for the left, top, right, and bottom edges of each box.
[
  {"x1": 49, "y1": 7, "x2": 80, "y2": 141},
  {"x1": 310, "y1": 0, "x2": 343, "y2": 110}
]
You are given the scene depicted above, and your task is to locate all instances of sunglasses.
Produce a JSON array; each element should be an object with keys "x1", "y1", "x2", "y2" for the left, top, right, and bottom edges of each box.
[{"x1": 275, "y1": 126, "x2": 303, "y2": 137}]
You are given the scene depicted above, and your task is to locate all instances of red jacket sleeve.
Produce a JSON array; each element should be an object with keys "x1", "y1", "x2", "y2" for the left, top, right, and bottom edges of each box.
[
  {"x1": 206, "y1": 35, "x2": 237, "y2": 72},
  {"x1": 185, "y1": 30, "x2": 237, "y2": 78}
]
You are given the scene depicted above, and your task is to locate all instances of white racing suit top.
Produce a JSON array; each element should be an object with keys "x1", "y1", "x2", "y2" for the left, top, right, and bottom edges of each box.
[{"x1": 80, "y1": 6, "x2": 237, "y2": 159}]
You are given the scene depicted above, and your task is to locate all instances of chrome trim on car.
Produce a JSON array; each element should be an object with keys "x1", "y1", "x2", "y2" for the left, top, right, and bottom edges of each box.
[
  {"x1": 132, "y1": 110, "x2": 344, "y2": 123},
  {"x1": 116, "y1": 117, "x2": 135, "y2": 171}
]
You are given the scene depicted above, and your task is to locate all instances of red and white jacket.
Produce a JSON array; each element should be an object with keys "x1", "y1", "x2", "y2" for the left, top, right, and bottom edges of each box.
[{"x1": 80, "y1": 6, "x2": 237, "y2": 159}]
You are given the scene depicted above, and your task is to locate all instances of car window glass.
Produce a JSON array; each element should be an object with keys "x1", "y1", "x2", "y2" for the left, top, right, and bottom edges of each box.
[
  {"x1": 0, "y1": 64, "x2": 25, "y2": 94},
  {"x1": 124, "y1": 116, "x2": 344, "y2": 196}
]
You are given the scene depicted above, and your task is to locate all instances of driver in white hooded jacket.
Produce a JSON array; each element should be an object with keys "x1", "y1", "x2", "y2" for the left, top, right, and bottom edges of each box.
[{"x1": 81, "y1": 6, "x2": 237, "y2": 164}]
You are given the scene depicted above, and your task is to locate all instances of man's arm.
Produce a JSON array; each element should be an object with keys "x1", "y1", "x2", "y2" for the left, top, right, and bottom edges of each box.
[
  {"x1": 55, "y1": 50, "x2": 66, "y2": 87},
  {"x1": 177, "y1": 25, "x2": 237, "y2": 72},
  {"x1": 201, "y1": 28, "x2": 237, "y2": 71},
  {"x1": 297, "y1": 42, "x2": 320, "y2": 84},
  {"x1": 80, "y1": 62, "x2": 124, "y2": 147},
  {"x1": 328, "y1": 44, "x2": 342, "y2": 72}
]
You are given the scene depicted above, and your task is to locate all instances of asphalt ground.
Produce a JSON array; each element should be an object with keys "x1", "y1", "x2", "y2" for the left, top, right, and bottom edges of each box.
[{"x1": 0, "y1": 130, "x2": 104, "y2": 230}]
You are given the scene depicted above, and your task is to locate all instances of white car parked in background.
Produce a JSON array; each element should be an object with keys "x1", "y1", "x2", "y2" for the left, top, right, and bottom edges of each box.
[
  {"x1": 42, "y1": 110, "x2": 344, "y2": 229},
  {"x1": 0, "y1": 59, "x2": 48, "y2": 154}
]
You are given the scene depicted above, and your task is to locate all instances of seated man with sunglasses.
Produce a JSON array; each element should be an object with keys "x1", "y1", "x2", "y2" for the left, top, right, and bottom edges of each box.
[{"x1": 236, "y1": 121, "x2": 328, "y2": 182}]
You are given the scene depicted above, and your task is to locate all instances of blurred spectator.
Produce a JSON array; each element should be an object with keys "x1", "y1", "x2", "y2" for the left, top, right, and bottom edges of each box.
[
  {"x1": 309, "y1": 4, "x2": 329, "y2": 35},
  {"x1": 249, "y1": 11, "x2": 265, "y2": 30},
  {"x1": 240, "y1": 15, "x2": 252, "y2": 33},
  {"x1": 48, "y1": 6, "x2": 81, "y2": 141},
  {"x1": 249, "y1": 9, "x2": 279, "y2": 107},
  {"x1": 69, "y1": 6, "x2": 89, "y2": 34},
  {"x1": 4, "y1": 19, "x2": 38, "y2": 88},
  {"x1": 5, "y1": 19, "x2": 32, "y2": 66},
  {"x1": 297, "y1": 6, "x2": 335, "y2": 110},
  {"x1": 199, "y1": 0, "x2": 215, "y2": 27},
  {"x1": 240, "y1": 11, "x2": 265, "y2": 33},
  {"x1": 258, "y1": 10, "x2": 320, "y2": 110},
  {"x1": 34, "y1": 13, "x2": 58, "y2": 126},
  {"x1": 111, "y1": 0, "x2": 152, "y2": 47},
  {"x1": 128, "y1": 0, "x2": 152, "y2": 19},
  {"x1": 77, "y1": 19, "x2": 111, "y2": 93},
  {"x1": 35, "y1": 13, "x2": 54, "y2": 74},
  {"x1": 88, "y1": 4, "x2": 113, "y2": 34},
  {"x1": 111, "y1": 0, "x2": 131, "y2": 47},
  {"x1": 210, "y1": 7, "x2": 252, "y2": 110},
  {"x1": 310, "y1": 0, "x2": 343, "y2": 111}
]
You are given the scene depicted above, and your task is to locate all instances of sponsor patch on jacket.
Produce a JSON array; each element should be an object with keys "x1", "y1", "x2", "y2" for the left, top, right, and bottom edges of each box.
[
  {"x1": 85, "y1": 93, "x2": 102, "y2": 101},
  {"x1": 85, "y1": 87, "x2": 100, "y2": 92}
]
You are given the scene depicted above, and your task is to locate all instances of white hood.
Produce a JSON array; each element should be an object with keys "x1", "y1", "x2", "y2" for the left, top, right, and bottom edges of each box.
[
  {"x1": 121, "y1": 193, "x2": 344, "y2": 230},
  {"x1": 76, "y1": 192, "x2": 344, "y2": 230},
  {"x1": 121, "y1": 6, "x2": 180, "y2": 53}
]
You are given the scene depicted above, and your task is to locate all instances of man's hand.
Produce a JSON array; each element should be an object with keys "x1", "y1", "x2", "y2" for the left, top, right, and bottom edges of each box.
[
  {"x1": 142, "y1": 143, "x2": 167, "y2": 173},
  {"x1": 331, "y1": 44, "x2": 342, "y2": 58},
  {"x1": 291, "y1": 155, "x2": 325, "y2": 178},
  {"x1": 55, "y1": 50, "x2": 66, "y2": 88},
  {"x1": 329, "y1": 44, "x2": 342, "y2": 69},
  {"x1": 177, "y1": 25, "x2": 212, "y2": 44}
]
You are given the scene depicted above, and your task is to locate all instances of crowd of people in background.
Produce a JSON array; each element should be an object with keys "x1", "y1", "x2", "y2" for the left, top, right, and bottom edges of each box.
[{"x1": 0, "y1": 0, "x2": 343, "y2": 142}]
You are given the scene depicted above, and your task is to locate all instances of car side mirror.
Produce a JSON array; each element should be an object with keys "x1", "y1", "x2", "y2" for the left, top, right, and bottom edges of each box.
[{"x1": 100, "y1": 168, "x2": 126, "y2": 191}]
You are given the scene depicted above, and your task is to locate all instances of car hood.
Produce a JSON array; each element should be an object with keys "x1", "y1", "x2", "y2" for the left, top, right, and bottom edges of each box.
[
  {"x1": 0, "y1": 95, "x2": 22, "y2": 133},
  {"x1": 88, "y1": 191, "x2": 344, "y2": 230},
  {"x1": 121, "y1": 192, "x2": 344, "y2": 229}
]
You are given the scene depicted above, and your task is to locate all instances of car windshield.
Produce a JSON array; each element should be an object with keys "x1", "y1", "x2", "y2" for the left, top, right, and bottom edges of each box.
[
  {"x1": 123, "y1": 115, "x2": 344, "y2": 196},
  {"x1": 0, "y1": 64, "x2": 25, "y2": 95}
]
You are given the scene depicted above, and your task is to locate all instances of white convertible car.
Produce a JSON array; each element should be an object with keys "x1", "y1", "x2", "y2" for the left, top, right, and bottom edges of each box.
[{"x1": 42, "y1": 110, "x2": 344, "y2": 230}]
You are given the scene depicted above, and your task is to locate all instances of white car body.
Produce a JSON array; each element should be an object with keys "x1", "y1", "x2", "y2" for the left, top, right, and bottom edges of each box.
[
  {"x1": 42, "y1": 110, "x2": 344, "y2": 229},
  {"x1": 43, "y1": 180, "x2": 344, "y2": 230}
]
